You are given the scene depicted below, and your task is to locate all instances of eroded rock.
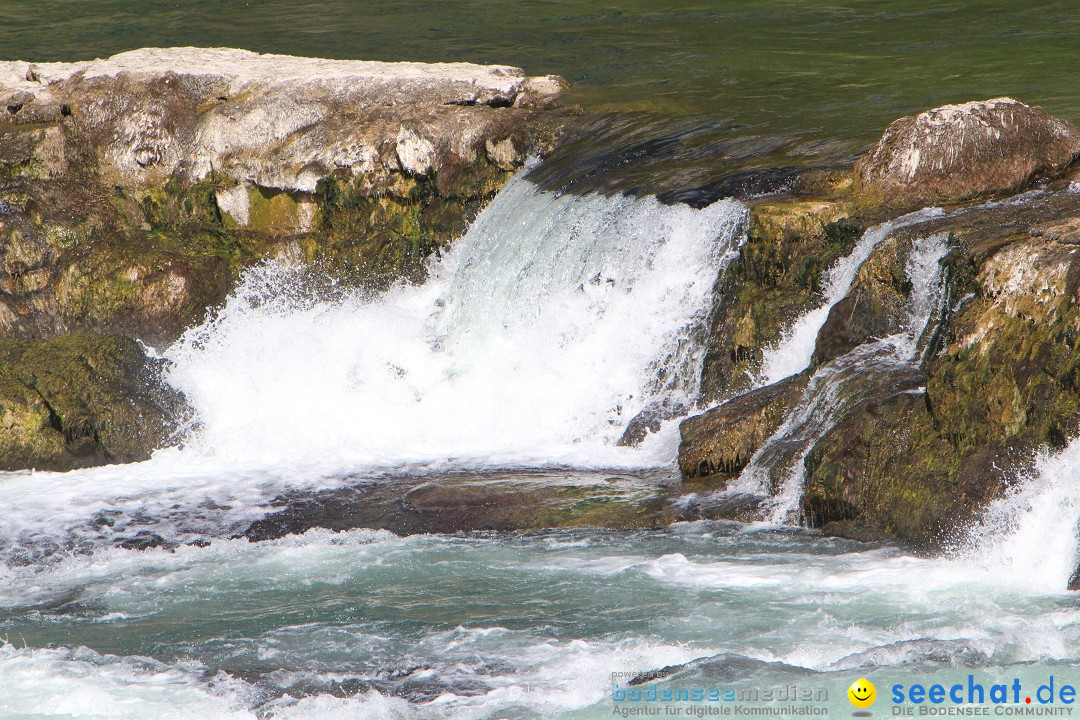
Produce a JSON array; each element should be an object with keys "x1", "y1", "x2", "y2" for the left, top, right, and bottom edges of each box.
[
  {"x1": 0, "y1": 334, "x2": 185, "y2": 471},
  {"x1": 0, "y1": 48, "x2": 568, "y2": 347},
  {"x1": 678, "y1": 373, "x2": 808, "y2": 482},
  {"x1": 0, "y1": 48, "x2": 565, "y2": 194},
  {"x1": 856, "y1": 97, "x2": 1080, "y2": 207}
]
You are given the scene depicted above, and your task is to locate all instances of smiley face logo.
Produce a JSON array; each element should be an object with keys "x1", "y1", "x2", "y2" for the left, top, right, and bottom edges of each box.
[{"x1": 848, "y1": 678, "x2": 876, "y2": 709}]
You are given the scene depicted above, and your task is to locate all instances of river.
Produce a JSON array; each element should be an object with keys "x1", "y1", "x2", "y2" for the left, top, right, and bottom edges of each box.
[{"x1": 3, "y1": 3, "x2": 1080, "y2": 719}]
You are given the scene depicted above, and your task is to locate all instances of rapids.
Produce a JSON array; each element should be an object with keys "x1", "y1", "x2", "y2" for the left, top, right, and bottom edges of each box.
[{"x1": 2, "y1": 173, "x2": 1080, "y2": 720}]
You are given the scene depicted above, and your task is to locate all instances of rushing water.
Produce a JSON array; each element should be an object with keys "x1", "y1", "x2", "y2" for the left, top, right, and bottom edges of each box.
[
  {"x1": 3, "y1": 519, "x2": 1080, "y2": 719},
  {"x1": 164, "y1": 175, "x2": 745, "y2": 473},
  {"x1": 3, "y1": 172, "x2": 1080, "y2": 719},
  {"x1": 0, "y1": 177, "x2": 743, "y2": 563},
  {"x1": 6, "y1": 4, "x2": 1080, "y2": 718}
]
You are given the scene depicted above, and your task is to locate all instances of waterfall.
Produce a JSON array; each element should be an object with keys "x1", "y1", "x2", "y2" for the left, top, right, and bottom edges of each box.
[
  {"x1": 730, "y1": 232, "x2": 951, "y2": 523},
  {"x1": 0, "y1": 174, "x2": 749, "y2": 560},
  {"x1": 164, "y1": 175, "x2": 747, "y2": 472},
  {"x1": 756, "y1": 207, "x2": 945, "y2": 385},
  {"x1": 957, "y1": 438, "x2": 1080, "y2": 591}
]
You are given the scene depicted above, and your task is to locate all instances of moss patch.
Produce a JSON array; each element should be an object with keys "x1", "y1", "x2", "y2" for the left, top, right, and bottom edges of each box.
[
  {"x1": 0, "y1": 334, "x2": 185, "y2": 471},
  {"x1": 700, "y1": 196, "x2": 863, "y2": 402}
]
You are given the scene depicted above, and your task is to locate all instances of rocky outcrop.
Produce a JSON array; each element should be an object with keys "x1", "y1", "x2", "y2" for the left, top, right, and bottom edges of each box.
[
  {"x1": 0, "y1": 48, "x2": 567, "y2": 346},
  {"x1": 678, "y1": 373, "x2": 807, "y2": 482},
  {"x1": 685, "y1": 98, "x2": 1080, "y2": 546},
  {"x1": 699, "y1": 171, "x2": 866, "y2": 402},
  {"x1": 0, "y1": 334, "x2": 184, "y2": 471},
  {"x1": 0, "y1": 48, "x2": 567, "y2": 473},
  {"x1": 775, "y1": 192, "x2": 1080, "y2": 543},
  {"x1": 0, "y1": 48, "x2": 565, "y2": 196},
  {"x1": 856, "y1": 97, "x2": 1080, "y2": 207}
]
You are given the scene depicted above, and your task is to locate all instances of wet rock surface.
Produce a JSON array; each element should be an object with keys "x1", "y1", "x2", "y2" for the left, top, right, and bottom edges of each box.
[
  {"x1": 811, "y1": 234, "x2": 913, "y2": 366},
  {"x1": 242, "y1": 470, "x2": 678, "y2": 540},
  {"x1": 678, "y1": 373, "x2": 807, "y2": 482},
  {"x1": 0, "y1": 334, "x2": 184, "y2": 471},
  {"x1": 689, "y1": 189, "x2": 1080, "y2": 543}
]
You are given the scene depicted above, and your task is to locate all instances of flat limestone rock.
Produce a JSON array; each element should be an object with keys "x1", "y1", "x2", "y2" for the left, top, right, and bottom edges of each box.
[
  {"x1": 856, "y1": 97, "x2": 1080, "y2": 206},
  {"x1": 241, "y1": 470, "x2": 677, "y2": 539},
  {"x1": 0, "y1": 48, "x2": 567, "y2": 350},
  {"x1": 0, "y1": 47, "x2": 566, "y2": 195}
]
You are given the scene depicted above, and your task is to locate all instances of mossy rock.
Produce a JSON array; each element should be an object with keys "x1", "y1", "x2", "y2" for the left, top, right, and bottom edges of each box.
[
  {"x1": 803, "y1": 390, "x2": 962, "y2": 547},
  {"x1": 700, "y1": 196, "x2": 864, "y2": 402},
  {"x1": 679, "y1": 372, "x2": 808, "y2": 485},
  {"x1": 315, "y1": 162, "x2": 510, "y2": 287},
  {"x1": 802, "y1": 192, "x2": 1080, "y2": 545},
  {"x1": 0, "y1": 334, "x2": 185, "y2": 471}
]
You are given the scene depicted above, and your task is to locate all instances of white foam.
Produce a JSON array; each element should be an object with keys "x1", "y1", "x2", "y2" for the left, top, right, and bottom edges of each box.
[
  {"x1": 958, "y1": 438, "x2": 1080, "y2": 591},
  {"x1": 165, "y1": 175, "x2": 746, "y2": 472},
  {"x1": 0, "y1": 644, "x2": 256, "y2": 720}
]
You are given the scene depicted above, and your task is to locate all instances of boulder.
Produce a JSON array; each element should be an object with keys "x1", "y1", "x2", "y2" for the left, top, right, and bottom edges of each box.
[
  {"x1": 0, "y1": 47, "x2": 566, "y2": 195},
  {"x1": 678, "y1": 373, "x2": 807, "y2": 482},
  {"x1": 0, "y1": 334, "x2": 185, "y2": 471},
  {"x1": 856, "y1": 97, "x2": 1080, "y2": 206},
  {"x1": 0, "y1": 48, "x2": 568, "y2": 346},
  {"x1": 803, "y1": 390, "x2": 961, "y2": 545}
]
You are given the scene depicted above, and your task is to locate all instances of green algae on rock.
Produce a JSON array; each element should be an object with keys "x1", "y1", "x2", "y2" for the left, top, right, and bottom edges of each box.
[
  {"x1": 0, "y1": 48, "x2": 568, "y2": 347},
  {"x1": 699, "y1": 174, "x2": 865, "y2": 403},
  {"x1": 0, "y1": 334, "x2": 184, "y2": 471}
]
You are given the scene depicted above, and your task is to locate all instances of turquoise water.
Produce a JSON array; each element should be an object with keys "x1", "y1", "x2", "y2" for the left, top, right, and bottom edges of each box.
[
  {"x1": 3, "y1": 524, "x2": 1079, "y2": 719},
  {"x1": 4, "y1": 4, "x2": 1080, "y2": 719}
]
